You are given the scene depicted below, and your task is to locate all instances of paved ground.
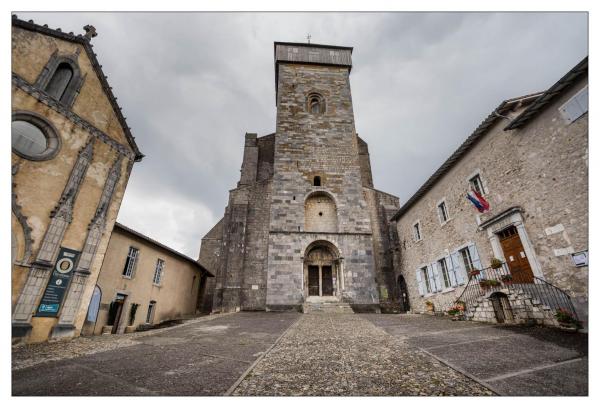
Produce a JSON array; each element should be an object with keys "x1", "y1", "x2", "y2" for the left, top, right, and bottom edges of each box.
[
  {"x1": 12, "y1": 312, "x2": 299, "y2": 396},
  {"x1": 232, "y1": 313, "x2": 493, "y2": 396},
  {"x1": 12, "y1": 312, "x2": 587, "y2": 396},
  {"x1": 363, "y1": 314, "x2": 588, "y2": 396}
]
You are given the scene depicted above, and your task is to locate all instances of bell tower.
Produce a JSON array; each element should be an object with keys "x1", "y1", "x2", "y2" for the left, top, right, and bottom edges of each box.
[{"x1": 266, "y1": 42, "x2": 379, "y2": 310}]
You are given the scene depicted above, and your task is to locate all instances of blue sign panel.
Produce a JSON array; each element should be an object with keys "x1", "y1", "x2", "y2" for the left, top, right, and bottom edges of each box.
[{"x1": 36, "y1": 247, "x2": 80, "y2": 317}]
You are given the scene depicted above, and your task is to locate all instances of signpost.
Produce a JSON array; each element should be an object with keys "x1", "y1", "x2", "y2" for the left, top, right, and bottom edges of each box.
[{"x1": 36, "y1": 247, "x2": 80, "y2": 317}]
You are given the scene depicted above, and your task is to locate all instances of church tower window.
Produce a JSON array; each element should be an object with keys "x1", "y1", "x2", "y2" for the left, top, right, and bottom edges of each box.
[
  {"x1": 307, "y1": 93, "x2": 325, "y2": 114},
  {"x1": 313, "y1": 176, "x2": 321, "y2": 186}
]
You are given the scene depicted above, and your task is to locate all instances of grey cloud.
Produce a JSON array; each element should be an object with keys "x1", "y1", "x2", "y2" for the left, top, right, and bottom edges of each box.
[{"x1": 19, "y1": 12, "x2": 587, "y2": 257}]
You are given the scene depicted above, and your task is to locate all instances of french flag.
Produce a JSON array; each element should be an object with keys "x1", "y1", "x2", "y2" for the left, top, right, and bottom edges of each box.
[{"x1": 467, "y1": 190, "x2": 490, "y2": 213}]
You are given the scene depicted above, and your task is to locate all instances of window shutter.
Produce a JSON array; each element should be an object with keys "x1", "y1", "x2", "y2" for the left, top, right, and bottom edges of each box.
[
  {"x1": 426, "y1": 265, "x2": 436, "y2": 293},
  {"x1": 416, "y1": 269, "x2": 425, "y2": 296},
  {"x1": 446, "y1": 255, "x2": 458, "y2": 287},
  {"x1": 431, "y1": 263, "x2": 442, "y2": 292},
  {"x1": 451, "y1": 251, "x2": 466, "y2": 284},
  {"x1": 468, "y1": 244, "x2": 483, "y2": 270}
]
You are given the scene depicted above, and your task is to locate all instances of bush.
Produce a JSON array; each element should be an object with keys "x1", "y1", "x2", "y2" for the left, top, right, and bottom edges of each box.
[
  {"x1": 129, "y1": 303, "x2": 140, "y2": 326},
  {"x1": 555, "y1": 308, "x2": 582, "y2": 329}
]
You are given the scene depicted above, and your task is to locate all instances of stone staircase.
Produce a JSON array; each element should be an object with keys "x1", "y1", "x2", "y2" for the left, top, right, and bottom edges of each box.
[{"x1": 302, "y1": 299, "x2": 354, "y2": 314}]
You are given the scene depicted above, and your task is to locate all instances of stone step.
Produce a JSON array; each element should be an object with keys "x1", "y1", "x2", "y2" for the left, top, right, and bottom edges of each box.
[{"x1": 302, "y1": 302, "x2": 354, "y2": 314}]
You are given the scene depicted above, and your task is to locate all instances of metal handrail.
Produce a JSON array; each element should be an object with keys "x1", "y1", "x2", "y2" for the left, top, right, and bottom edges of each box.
[{"x1": 454, "y1": 263, "x2": 579, "y2": 320}]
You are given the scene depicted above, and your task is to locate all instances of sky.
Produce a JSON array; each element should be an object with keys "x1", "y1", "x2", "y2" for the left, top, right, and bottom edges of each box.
[{"x1": 18, "y1": 12, "x2": 588, "y2": 258}]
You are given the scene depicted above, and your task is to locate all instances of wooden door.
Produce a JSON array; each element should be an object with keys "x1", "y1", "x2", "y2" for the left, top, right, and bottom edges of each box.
[
  {"x1": 498, "y1": 226, "x2": 534, "y2": 283},
  {"x1": 308, "y1": 265, "x2": 320, "y2": 296},
  {"x1": 111, "y1": 300, "x2": 124, "y2": 334},
  {"x1": 322, "y1": 266, "x2": 333, "y2": 296}
]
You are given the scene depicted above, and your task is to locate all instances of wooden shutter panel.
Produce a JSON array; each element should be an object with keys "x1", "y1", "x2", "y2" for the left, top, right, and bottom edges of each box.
[
  {"x1": 416, "y1": 269, "x2": 425, "y2": 296},
  {"x1": 446, "y1": 255, "x2": 458, "y2": 287},
  {"x1": 451, "y1": 251, "x2": 466, "y2": 284},
  {"x1": 431, "y1": 262, "x2": 442, "y2": 292},
  {"x1": 468, "y1": 244, "x2": 483, "y2": 271},
  {"x1": 426, "y1": 265, "x2": 436, "y2": 293}
]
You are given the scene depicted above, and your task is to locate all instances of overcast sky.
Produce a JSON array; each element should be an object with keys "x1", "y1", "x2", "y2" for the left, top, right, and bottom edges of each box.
[{"x1": 19, "y1": 12, "x2": 588, "y2": 258}]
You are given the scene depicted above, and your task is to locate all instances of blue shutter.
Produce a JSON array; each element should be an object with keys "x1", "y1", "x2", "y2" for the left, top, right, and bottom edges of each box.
[
  {"x1": 416, "y1": 269, "x2": 425, "y2": 296},
  {"x1": 431, "y1": 262, "x2": 442, "y2": 292},
  {"x1": 446, "y1": 256, "x2": 458, "y2": 287},
  {"x1": 451, "y1": 251, "x2": 466, "y2": 285},
  {"x1": 426, "y1": 265, "x2": 436, "y2": 293},
  {"x1": 468, "y1": 243, "x2": 483, "y2": 271}
]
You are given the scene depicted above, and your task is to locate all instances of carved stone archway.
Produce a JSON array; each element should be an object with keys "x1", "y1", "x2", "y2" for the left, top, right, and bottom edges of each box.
[{"x1": 303, "y1": 240, "x2": 343, "y2": 300}]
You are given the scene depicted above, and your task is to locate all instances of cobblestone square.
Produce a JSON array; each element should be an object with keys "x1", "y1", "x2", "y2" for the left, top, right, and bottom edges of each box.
[{"x1": 12, "y1": 312, "x2": 587, "y2": 396}]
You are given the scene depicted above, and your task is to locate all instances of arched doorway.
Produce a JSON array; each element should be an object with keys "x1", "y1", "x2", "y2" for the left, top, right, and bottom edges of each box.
[
  {"x1": 397, "y1": 275, "x2": 410, "y2": 312},
  {"x1": 490, "y1": 292, "x2": 514, "y2": 323},
  {"x1": 304, "y1": 241, "x2": 342, "y2": 299}
]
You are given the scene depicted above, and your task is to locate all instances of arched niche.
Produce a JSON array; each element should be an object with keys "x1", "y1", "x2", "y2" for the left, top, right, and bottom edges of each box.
[{"x1": 304, "y1": 191, "x2": 338, "y2": 233}]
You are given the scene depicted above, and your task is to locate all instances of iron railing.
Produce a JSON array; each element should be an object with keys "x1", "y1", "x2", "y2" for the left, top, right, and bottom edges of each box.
[{"x1": 454, "y1": 263, "x2": 578, "y2": 320}]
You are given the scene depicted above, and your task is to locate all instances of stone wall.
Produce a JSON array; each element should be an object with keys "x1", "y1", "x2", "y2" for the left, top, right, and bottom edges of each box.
[{"x1": 395, "y1": 75, "x2": 588, "y2": 323}]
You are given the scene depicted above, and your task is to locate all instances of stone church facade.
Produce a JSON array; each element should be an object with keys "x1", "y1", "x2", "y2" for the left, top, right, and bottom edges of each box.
[
  {"x1": 200, "y1": 42, "x2": 400, "y2": 313},
  {"x1": 11, "y1": 16, "x2": 143, "y2": 343}
]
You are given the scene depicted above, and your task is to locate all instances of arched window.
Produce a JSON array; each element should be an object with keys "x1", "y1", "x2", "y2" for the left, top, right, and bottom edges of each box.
[
  {"x1": 313, "y1": 176, "x2": 321, "y2": 186},
  {"x1": 86, "y1": 285, "x2": 102, "y2": 323},
  {"x1": 45, "y1": 63, "x2": 74, "y2": 101},
  {"x1": 305, "y1": 192, "x2": 338, "y2": 233},
  {"x1": 307, "y1": 93, "x2": 325, "y2": 114}
]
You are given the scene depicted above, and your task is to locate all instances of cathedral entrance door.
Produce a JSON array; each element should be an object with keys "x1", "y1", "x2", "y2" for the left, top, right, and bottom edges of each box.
[
  {"x1": 308, "y1": 265, "x2": 320, "y2": 296},
  {"x1": 322, "y1": 265, "x2": 333, "y2": 296}
]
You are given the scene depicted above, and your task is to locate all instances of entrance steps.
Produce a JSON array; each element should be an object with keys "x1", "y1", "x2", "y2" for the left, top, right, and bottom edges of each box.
[{"x1": 302, "y1": 300, "x2": 354, "y2": 314}]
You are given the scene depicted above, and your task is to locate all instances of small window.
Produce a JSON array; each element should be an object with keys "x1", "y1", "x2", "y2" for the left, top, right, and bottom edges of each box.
[
  {"x1": 438, "y1": 258, "x2": 450, "y2": 288},
  {"x1": 122, "y1": 246, "x2": 139, "y2": 278},
  {"x1": 413, "y1": 222, "x2": 421, "y2": 241},
  {"x1": 559, "y1": 86, "x2": 588, "y2": 124},
  {"x1": 45, "y1": 63, "x2": 74, "y2": 101},
  {"x1": 421, "y1": 266, "x2": 431, "y2": 293},
  {"x1": 313, "y1": 176, "x2": 321, "y2": 186},
  {"x1": 437, "y1": 201, "x2": 449, "y2": 224},
  {"x1": 153, "y1": 259, "x2": 165, "y2": 285},
  {"x1": 469, "y1": 174, "x2": 484, "y2": 196},
  {"x1": 307, "y1": 93, "x2": 325, "y2": 115},
  {"x1": 146, "y1": 301, "x2": 156, "y2": 324},
  {"x1": 459, "y1": 247, "x2": 474, "y2": 273}
]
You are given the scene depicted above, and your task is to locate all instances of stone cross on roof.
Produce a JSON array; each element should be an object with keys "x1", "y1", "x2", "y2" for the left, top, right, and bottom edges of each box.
[
  {"x1": 306, "y1": 33, "x2": 311, "y2": 44},
  {"x1": 83, "y1": 25, "x2": 97, "y2": 40}
]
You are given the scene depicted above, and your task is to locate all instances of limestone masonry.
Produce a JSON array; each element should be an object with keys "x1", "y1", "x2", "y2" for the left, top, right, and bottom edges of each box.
[{"x1": 200, "y1": 42, "x2": 400, "y2": 312}]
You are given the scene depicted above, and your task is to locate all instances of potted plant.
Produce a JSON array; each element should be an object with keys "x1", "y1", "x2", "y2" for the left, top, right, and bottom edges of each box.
[
  {"x1": 487, "y1": 279, "x2": 501, "y2": 288},
  {"x1": 490, "y1": 258, "x2": 503, "y2": 269},
  {"x1": 500, "y1": 274, "x2": 513, "y2": 285},
  {"x1": 447, "y1": 305, "x2": 464, "y2": 320},
  {"x1": 425, "y1": 300, "x2": 435, "y2": 313},
  {"x1": 479, "y1": 279, "x2": 489, "y2": 290},
  {"x1": 554, "y1": 308, "x2": 583, "y2": 330}
]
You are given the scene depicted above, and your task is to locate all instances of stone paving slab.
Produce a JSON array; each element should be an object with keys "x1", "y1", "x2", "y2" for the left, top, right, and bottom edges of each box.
[
  {"x1": 232, "y1": 314, "x2": 494, "y2": 396},
  {"x1": 364, "y1": 314, "x2": 588, "y2": 396},
  {"x1": 12, "y1": 312, "x2": 300, "y2": 396}
]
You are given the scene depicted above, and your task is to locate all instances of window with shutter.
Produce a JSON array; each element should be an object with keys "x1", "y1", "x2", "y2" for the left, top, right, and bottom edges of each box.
[
  {"x1": 450, "y1": 251, "x2": 467, "y2": 284},
  {"x1": 416, "y1": 269, "x2": 425, "y2": 296}
]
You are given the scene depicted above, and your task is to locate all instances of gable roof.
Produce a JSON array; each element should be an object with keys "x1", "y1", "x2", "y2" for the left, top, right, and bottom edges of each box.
[
  {"x1": 504, "y1": 57, "x2": 588, "y2": 130},
  {"x1": 390, "y1": 92, "x2": 542, "y2": 221},
  {"x1": 114, "y1": 222, "x2": 214, "y2": 277},
  {"x1": 12, "y1": 15, "x2": 144, "y2": 161}
]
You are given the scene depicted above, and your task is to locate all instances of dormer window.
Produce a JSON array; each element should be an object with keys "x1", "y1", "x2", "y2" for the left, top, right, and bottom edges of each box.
[{"x1": 307, "y1": 93, "x2": 325, "y2": 115}]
